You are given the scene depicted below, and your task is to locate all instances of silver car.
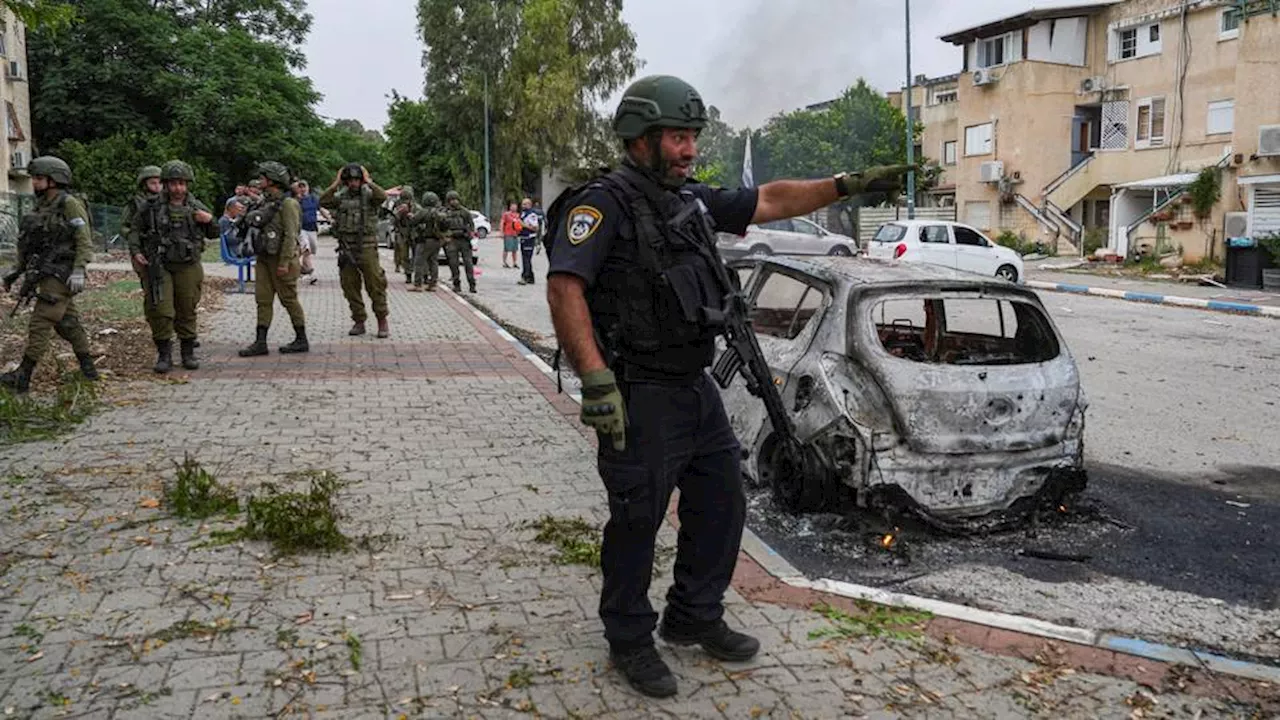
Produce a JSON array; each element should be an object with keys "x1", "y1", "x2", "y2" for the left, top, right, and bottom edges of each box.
[
  {"x1": 718, "y1": 217, "x2": 858, "y2": 260},
  {"x1": 720, "y1": 255, "x2": 1087, "y2": 529}
]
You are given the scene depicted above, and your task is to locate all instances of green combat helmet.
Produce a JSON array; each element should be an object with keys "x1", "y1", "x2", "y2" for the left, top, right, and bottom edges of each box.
[
  {"x1": 398, "y1": 185, "x2": 415, "y2": 204},
  {"x1": 161, "y1": 160, "x2": 194, "y2": 182},
  {"x1": 445, "y1": 190, "x2": 460, "y2": 204},
  {"x1": 257, "y1": 161, "x2": 290, "y2": 186},
  {"x1": 422, "y1": 191, "x2": 440, "y2": 208},
  {"x1": 28, "y1": 156, "x2": 72, "y2": 186},
  {"x1": 341, "y1": 163, "x2": 364, "y2": 182},
  {"x1": 136, "y1": 165, "x2": 162, "y2": 188},
  {"x1": 612, "y1": 75, "x2": 708, "y2": 141}
]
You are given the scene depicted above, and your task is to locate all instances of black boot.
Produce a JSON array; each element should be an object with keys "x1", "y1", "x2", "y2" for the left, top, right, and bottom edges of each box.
[
  {"x1": 153, "y1": 340, "x2": 173, "y2": 374},
  {"x1": 179, "y1": 339, "x2": 199, "y2": 370},
  {"x1": 610, "y1": 645, "x2": 678, "y2": 698},
  {"x1": 279, "y1": 326, "x2": 309, "y2": 354},
  {"x1": 238, "y1": 326, "x2": 269, "y2": 357},
  {"x1": 0, "y1": 357, "x2": 36, "y2": 395},
  {"x1": 75, "y1": 353, "x2": 100, "y2": 381},
  {"x1": 659, "y1": 617, "x2": 760, "y2": 663}
]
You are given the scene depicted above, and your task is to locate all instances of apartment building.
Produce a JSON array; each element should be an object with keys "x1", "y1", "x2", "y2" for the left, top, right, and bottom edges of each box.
[
  {"x1": 887, "y1": 74, "x2": 961, "y2": 207},
  {"x1": 0, "y1": 8, "x2": 30, "y2": 195},
  {"x1": 931, "y1": 0, "x2": 1279, "y2": 260}
]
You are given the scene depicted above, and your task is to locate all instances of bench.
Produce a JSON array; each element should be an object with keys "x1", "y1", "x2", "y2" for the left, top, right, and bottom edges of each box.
[{"x1": 220, "y1": 231, "x2": 253, "y2": 293}]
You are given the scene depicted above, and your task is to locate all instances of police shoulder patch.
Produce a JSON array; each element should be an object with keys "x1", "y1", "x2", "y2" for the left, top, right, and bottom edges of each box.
[
  {"x1": 69, "y1": 217, "x2": 87, "y2": 227},
  {"x1": 567, "y1": 205, "x2": 603, "y2": 245}
]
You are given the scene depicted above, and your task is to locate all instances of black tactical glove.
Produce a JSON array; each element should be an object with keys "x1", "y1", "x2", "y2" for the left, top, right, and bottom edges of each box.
[
  {"x1": 580, "y1": 368, "x2": 626, "y2": 452},
  {"x1": 836, "y1": 164, "x2": 917, "y2": 196}
]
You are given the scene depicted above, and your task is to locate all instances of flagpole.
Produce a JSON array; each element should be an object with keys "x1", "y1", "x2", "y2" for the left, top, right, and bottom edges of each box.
[{"x1": 905, "y1": 0, "x2": 916, "y2": 220}]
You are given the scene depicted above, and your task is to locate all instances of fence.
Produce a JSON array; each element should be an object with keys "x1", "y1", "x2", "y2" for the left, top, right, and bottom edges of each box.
[
  {"x1": 0, "y1": 191, "x2": 124, "y2": 255},
  {"x1": 856, "y1": 206, "x2": 956, "y2": 244}
]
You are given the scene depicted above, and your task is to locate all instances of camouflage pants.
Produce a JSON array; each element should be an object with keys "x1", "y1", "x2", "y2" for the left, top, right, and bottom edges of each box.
[
  {"x1": 445, "y1": 236, "x2": 475, "y2": 289},
  {"x1": 413, "y1": 239, "x2": 441, "y2": 287},
  {"x1": 394, "y1": 235, "x2": 410, "y2": 276},
  {"x1": 338, "y1": 242, "x2": 388, "y2": 322},
  {"x1": 138, "y1": 260, "x2": 204, "y2": 342},
  {"x1": 255, "y1": 255, "x2": 305, "y2": 329},
  {"x1": 23, "y1": 276, "x2": 90, "y2": 364}
]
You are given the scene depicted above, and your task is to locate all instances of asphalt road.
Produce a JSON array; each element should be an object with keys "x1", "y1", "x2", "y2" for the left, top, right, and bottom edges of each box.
[{"x1": 466, "y1": 239, "x2": 1280, "y2": 660}]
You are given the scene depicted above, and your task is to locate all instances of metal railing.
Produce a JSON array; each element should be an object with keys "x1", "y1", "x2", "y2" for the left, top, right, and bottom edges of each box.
[
  {"x1": 0, "y1": 191, "x2": 123, "y2": 253},
  {"x1": 1042, "y1": 153, "x2": 1095, "y2": 199}
]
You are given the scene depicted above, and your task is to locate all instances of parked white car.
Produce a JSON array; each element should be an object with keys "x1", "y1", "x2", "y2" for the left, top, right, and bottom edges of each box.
[
  {"x1": 470, "y1": 211, "x2": 492, "y2": 238},
  {"x1": 718, "y1": 217, "x2": 858, "y2": 260},
  {"x1": 866, "y1": 220, "x2": 1024, "y2": 283}
]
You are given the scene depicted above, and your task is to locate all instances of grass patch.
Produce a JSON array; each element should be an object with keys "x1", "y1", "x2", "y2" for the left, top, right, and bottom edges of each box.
[
  {"x1": 809, "y1": 602, "x2": 932, "y2": 643},
  {"x1": 0, "y1": 374, "x2": 100, "y2": 445},
  {"x1": 505, "y1": 665, "x2": 534, "y2": 689},
  {"x1": 163, "y1": 454, "x2": 239, "y2": 520},
  {"x1": 344, "y1": 630, "x2": 363, "y2": 671},
  {"x1": 201, "y1": 243, "x2": 222, "y2": 263},
  {"x1": 242, "y1": 470, "x2": 350, "y2": 555},
  {"x1": 526, "y1": 516, "x2": 601, "y2": 568},
  {"x1": 74, "y1": 278, "x2": 145, "y2": 324}
]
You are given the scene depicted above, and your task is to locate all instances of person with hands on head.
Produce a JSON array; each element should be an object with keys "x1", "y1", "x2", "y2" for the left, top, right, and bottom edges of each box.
[
  {"x1": 320, "y1": 163, "x2": 390, "y2": 337},
  {"x1": 238, "y1": 161, "x2": 308, "y2": 357},
  {"x1": 544, "y1": 74, "x2": 913, "y2": 699},
  {"x1": 1, "y1": 156, "x2": 98, "y2": 393}
]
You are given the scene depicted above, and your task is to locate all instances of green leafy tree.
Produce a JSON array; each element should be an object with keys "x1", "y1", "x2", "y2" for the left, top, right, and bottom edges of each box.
[
  {"x1": 694, "y1": 106, "x2": 748, "y2": 188},
  {"x1": 5, "y1": 0, "x2": 76, "y2": 32}
]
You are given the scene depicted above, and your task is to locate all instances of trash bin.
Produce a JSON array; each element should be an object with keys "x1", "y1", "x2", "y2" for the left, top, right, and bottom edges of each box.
[{"x1": 1225, "y1": 237, "x2": 1264, "y2": 289}]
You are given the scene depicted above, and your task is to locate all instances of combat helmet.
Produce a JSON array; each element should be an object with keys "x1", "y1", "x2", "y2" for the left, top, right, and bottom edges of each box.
[
  {"x1": 341, "y1": 163, "x2": 364, "y2": 182},
  {"x1": 28, "y1": 156, "x2": 72, "y2": 186},
  {"x1": 422, "y1": 191, "x2": 440, "y2": 207},
  {"x1": 445, "y1": 190, "x2": 460, "y2": 203},
  {"x1": 161, "y1": 160, "x2": 195, "y2": 182},
  {"x1": 398, "y1": 185, "x2": 415, "y2": 204},
  {"x1": 612, "y1": 75, "x2": 708, "y2": 140},
  {"x1": 257, "y1": 161, "x2": 290, "y2": 187},
  {"x1": 136, "y1": 165, "x2": 162, "y2": 188}
]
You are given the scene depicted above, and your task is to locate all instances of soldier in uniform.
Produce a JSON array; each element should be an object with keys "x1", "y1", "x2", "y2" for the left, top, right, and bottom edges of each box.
[
  {"x1": 0, "y1": 157, "x2": 98, "y2": 393},
  {"x1": 441, "y1": 190, "x2": 476, "y2": 294},
  {"x1": 320, "y1": 163, "x2": 390, "y2": 338},
  {"x1": 131, "y1": 160, "x2": 218, "y2": 373},
  {"x1": 238, "y1": 161, "x2": 308, "y2": 356},
  {"x1": 122, "y1": 165, "x2": 163, "y2": 328},
  {"x1": 393, "y1": 185, "x2": 415, "y2": 285},
  {"x1": 545, "y1": 75, "x2": 910, "y2": 697},
  {"x1": 414, "y1": 191, "x2": 444, "y2": 292}
]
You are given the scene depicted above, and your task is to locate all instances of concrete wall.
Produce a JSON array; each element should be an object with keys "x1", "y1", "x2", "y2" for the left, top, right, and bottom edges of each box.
[{"x1": 1233, "y1": 14, "x2": 1280, "y2": 178}]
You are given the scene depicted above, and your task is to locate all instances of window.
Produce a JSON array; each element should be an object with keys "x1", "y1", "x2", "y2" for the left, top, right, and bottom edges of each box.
[
  {"x1": 1101, "y1": 100, "x2": 1129, "y2": 150},
  {"x1": 760, "y1": 219, "x2": 792, "y2": 232},
  {"x1": 943, "y1": 140, "x2": 957, "y2": 165},
  {"x1": 1149, "y1": 24, "x2": 1160, "y2": 43},
  {"x1": 752, "y1": 272, "x2": 825, "y2": 341},
  {"x1": 734, "y1": 264, "x2": 758, "y2": 292},
  {"x1": 791, "y1": 218, "x2": 822, "y2": 236},
  {"x1": 873, "y1": 224, "x2": 907, "y2": 243},
  {"x1": 931, "y1": 88, "x2": 957, "y2": 105},
  {"x1": 1221, "y1": 7, "x2": 1241, "y2": 39},
  {"x1": 965, "y1": 123, "x2": 993, "y2": 156},
  {"x1": 0, "y1": 33, "x2": 7, "y2": 58},
  {"x1": 871, "y1": 298, "x2": 1060, "y2": 365},
  {"x1": 920, "y1": 226, "x2": 950, "y2": 244},
  {"x1": 1119, "y1": 28, "x2": 1138, "y2": 59},
  {"x1": 1135, "y1": 97, "x2": 1166, "y2": 148},
  {"x1": 1207, "y1": 99, "x2": 1234, "y2": 136},
  {"x1": 5, "y1": 101, "x2": 22, "y2": 142},
  {"x1": 965, "y1": 201, "x2": 992, "y2": 230},
  {"x1": 977, "y1": 32, "x2": 1017, "y2": 68},
  {"x1": 953, "y1": 227, "x2": 990, "y2": 247},
  {"x1": 1113, "y1": 21, "x2": 1161, "y2": 61}
]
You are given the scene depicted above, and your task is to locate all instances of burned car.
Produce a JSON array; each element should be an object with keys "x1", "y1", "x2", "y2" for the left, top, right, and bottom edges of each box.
[{"x1": 718, "y1": 256, "x2": 1087, "y2": 529}]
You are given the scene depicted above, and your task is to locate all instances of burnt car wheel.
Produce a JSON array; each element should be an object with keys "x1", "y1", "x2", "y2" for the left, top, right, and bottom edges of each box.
[{"x1": 759, "y1": 435, "x2": 831, "y2": 513}]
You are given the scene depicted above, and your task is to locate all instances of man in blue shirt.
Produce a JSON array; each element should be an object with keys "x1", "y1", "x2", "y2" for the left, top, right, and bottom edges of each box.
[
  {"x1": 517, "y1": 197, "x2": 541, "y2": 285},
  {"x1": 294, "y1": 180, "x2": 321, "y2": 284}
]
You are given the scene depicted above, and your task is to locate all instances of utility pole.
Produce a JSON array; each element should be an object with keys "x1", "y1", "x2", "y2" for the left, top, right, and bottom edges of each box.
[
  {"x1": 905, "y1": 0, "x2": 916, "y2": 220},
  {"x1": 483, "y1": 72, "x2": 492, "y2": 218}
]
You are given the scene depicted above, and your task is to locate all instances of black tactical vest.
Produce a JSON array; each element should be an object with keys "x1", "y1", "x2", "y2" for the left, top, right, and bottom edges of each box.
[
  {"x1": 581, "y1": 167, "x2": 729, "y2": 379},
  {"x1": 17, "y1": 192, "x2": 78, "y2": 283}
]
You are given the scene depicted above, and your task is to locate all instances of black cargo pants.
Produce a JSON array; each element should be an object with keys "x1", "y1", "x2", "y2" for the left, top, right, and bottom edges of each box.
[{"x1": 596, "y1": 370, "x2": 746, "y2": 650}]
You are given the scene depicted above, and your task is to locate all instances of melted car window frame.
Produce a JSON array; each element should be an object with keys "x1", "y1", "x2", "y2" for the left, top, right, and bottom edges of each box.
[{"x1": 860, "y1": 292, "x2": 1061, "y2": 366}]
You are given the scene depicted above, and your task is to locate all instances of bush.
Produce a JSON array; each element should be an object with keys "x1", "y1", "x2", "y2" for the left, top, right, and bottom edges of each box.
[{"x1": 1083, "y1": 227, "x2": 1107, "y2": 256}]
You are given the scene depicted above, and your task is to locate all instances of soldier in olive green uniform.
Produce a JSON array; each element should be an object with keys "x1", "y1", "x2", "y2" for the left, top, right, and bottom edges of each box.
[
  {"x1": 238, "y1": 161, "x2": 308, "y2": 356},
  {"x1": 121, "y1": 165, "x2": 163, "y2": 331},
  {"x1": 1, "y1": 157, "x2": 98, "y2": 394},
  {"x1": 393, "y1": 185, "x2": 415, "y2": 285},
  {"x1": 413, "y1": 191, "x2": 444, "y2": 291},
  {"x1": 441, "y1": 190, "x2": 477, "y2": 294},
  {"x1": 131, "y1": 161, "x2": 218, "y2": 373},
  {"x1": 320, "y1": 163, "x2": 390, "y2": 338}
]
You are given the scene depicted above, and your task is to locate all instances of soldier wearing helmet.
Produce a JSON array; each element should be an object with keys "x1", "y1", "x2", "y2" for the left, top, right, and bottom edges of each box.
[
  {"x1": 1, "y1": 156, "x2": 98, "y2": 393},
  {"x1": 319, "y1": 163, "x2": 391, "y2": 338},
  {"x1": 543, "y1": 75, "x2": 912, "y2": 697},
  {"x1": 392, "y1": 185, "x2": 416, "y2": 285},
  {"x1": 128, "y1": 160, "x2": 218, "y2": 372},
  {"x1": 413, "y1": 191, "x2": 445, "y2": 291},
  {"x1": 237, "y1": 161, "x2": 309, "y2": 357},
  {"x1": 121, "y1": 166, "x2": 164, "y2": 333},
  {"x1": 440, "y1": 190, "x2": 476, "y2": 294}
]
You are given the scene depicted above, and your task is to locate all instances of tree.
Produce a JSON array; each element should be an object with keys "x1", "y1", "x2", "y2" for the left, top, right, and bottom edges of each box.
[
  {"x1": 693, "y1": 106, "x2": 748, "y2": 189},
  {"x1": 5, "y1": 0, "x2": 76, "y2": 32}
]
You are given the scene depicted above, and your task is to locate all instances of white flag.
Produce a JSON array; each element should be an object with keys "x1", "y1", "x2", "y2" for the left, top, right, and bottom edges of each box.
[{"x1": 741, "y1": 134, "x2": 754, "y2": 188}]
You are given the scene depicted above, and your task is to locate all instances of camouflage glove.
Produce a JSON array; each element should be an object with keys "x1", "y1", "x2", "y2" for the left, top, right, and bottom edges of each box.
[
  {"x1": 68, "y1": 269, "x2": 86, "y2": 295},
  {"x1": 839, "y1": 164, "x2": 917, "y2": 195},
  {"x1": 580, "y1": 368, "x2": 626, "y2": 452}
]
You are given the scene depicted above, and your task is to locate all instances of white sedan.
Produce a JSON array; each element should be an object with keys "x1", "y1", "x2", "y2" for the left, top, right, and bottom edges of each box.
[
  {"x1": 866, "y1": 220, "x2": 1024, "y2": 283},
  {"x1": 470, "y1": 211, "x2": 492, "y2": 238},
  {"x1": 718, "y1": 216, "x2": 858, "y2": 260}
]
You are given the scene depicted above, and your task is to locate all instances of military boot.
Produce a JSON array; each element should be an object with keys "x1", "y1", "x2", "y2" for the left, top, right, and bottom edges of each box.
[
  {"x1": 376, "y1": 317, "x2": 389, "y2": 339},
  {"x1": 0, "y1": 358, "x2": 36, "y2": 395},
  {"x1": 179, "y1": 339, "x2": 199, "y2": 370},
  {"x1": 76, "y1": 353, "x2": 100, "y2": 381},
  {"x1": 468, "y1": 283, "x2": 477, "y2": 294},
  {"x1": 153, "y1": 340, "x2": 173, "y2": 374},
  {"x1": 348, "y1": 321, "x2": 366, "y2": 336},
  {"x1": 279, "y1": 326, "x2": 309, "y2": 354},
  {"x1": 238, "y1": 326, "x2": 269, "y2": 357},
  {"x1": 452, "y1": 279, "x2": 462, "y2": 293}
]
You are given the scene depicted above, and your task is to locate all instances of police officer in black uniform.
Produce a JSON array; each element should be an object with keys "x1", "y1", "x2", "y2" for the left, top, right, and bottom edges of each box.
[{"x1": 545, "y1": 75, "x2": 910, "y2": 698}]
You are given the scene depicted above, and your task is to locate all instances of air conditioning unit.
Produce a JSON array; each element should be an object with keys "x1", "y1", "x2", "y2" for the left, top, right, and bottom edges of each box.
[
  {"x1": 979, "y1": 160, "x2": 1004, "y2": 183},
  {"x1": 9, "y1": 149, "x2": 26, "y2": 170},
  {"x1": 972, "y1": 68, "x2": 997, "y2": 86},
  {"x1": 1223, "y1": 212, "x2": 1249, "y2": 238},
  {"x1": 5, "y1": 61, "x2": 20, "y2": 79},
  {"x1": 1080, "y1": 76, "x2": 1109, "y2": 93},
  {"x1": 1259, "y1": 125, "x2": 1280, "y2": 157}
]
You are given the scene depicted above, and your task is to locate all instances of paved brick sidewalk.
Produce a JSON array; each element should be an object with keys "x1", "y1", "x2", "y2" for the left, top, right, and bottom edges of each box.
[{"x1": 0, "y1": 244, "x2": 1259, "y2": 718}]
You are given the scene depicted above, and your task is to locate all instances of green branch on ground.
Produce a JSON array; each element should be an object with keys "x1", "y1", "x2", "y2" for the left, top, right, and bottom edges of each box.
[
  {"x1": 164, "y1": 454, "x2": 240, "y2": 520},
  {"x1": 0, "y1": 374, "x2": 99, "y2": 445},
  {"x1": 810, "y1": 601, "x2": 931, "y2": 642},
  {"x1": 241, "y1": 470, "x2": 350, "y2": 555},
  {"x1": 526, "y1": 515, "x2": 601, "y2": 567}
]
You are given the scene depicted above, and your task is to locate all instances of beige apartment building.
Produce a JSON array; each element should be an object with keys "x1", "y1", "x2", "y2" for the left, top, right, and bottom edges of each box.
[
  {"x1": 887, "y1": 74, "x2": 961, "y2": 208},
  {"x1": 928, "y1": 0, "x2": 1279, "y2": 261},
  {"x1": 0, "y1": 8, "x2": 30, "y2": 196}
]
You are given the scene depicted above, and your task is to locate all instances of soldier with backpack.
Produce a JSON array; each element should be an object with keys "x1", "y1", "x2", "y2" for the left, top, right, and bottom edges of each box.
[
  {"x1": 320, "y1": 164, "x2": 390, "y2": 338},
  {"x1": 238, "y1": 161, "x2": 308, "y2": 357}
]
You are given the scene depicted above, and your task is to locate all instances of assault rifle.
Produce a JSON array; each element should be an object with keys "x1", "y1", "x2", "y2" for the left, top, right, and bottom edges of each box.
[{"x1": 142, "y1": 197, "x2": 165, "y2": 308}]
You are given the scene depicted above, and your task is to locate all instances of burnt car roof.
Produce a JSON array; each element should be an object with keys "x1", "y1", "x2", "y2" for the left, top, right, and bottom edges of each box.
[{"x1": 740, "y1": 255, "x2": 1035, "y2": 296}]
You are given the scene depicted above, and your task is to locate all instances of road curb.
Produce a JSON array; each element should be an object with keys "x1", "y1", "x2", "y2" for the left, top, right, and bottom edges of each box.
[
  {"x1": 445, "y1": 289, "x2": 1280, "y2": 686},
  {"x1": 1028, "y1": 279, "x2": 1280, "y2": 318}
]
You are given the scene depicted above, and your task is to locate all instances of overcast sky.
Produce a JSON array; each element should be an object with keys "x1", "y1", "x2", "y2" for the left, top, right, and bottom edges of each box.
[{"x1": 302, "y1": 0, "x2": 1035, "y2": 132}]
